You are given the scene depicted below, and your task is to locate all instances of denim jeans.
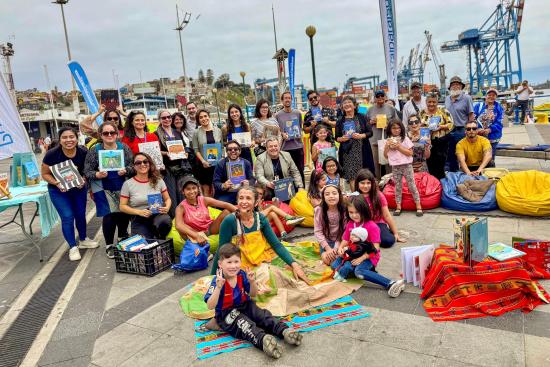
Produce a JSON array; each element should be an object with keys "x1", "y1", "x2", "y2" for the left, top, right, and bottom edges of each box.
[
  {"x1": 48, "y1": 186, "x2": 88, "y2": 247},
  {"x1": 446, "y1": 127, "x2": 465, "y2": 172},
  {"x1": 378, "y1": 223, "x2": 396, "y2": 248},
  {"x1": 319, "y1": 240, "x2": 336, "y2": 255},
  {"x1": 331, "y1": 257, "x2": 392, "y2": 288}
]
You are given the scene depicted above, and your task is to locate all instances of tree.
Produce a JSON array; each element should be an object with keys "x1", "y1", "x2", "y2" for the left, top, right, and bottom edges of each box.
[
  {"x1": 214, "y1": 73, "x2": 232, "y2": 89},
  {"x1": 206, "y1": 69, "x2": 214, "y2": 86},
  {"x1": 198, "y1": 69, "x2": 206, "y2": 83}
]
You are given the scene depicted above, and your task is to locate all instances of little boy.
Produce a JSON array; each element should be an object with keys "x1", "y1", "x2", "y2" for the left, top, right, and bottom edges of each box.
[
  {"x1": 204, "y1": 243, "x2": 303, "y2": 359},
  {"x1": 333, "y1": 227, "x2": 378, "y2": 282}
]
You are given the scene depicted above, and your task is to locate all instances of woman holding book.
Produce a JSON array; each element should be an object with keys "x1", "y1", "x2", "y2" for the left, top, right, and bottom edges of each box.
[
  {"x1": 192, "y1": 110, "x2": 223, "y2": 197},
  {"x1": 155, "y1": 110, "x2": 193, "y2": 217},
  {"x1": 41, "y1": 127, "x2": 98, "y2": 262},
  {"x1": 121, "y1": 111, "x2": 159, "y2": 155},
  {"x1": 250, "y1": 99, "x2": 282, "y2": 156},
  {"x1": 84, "y1": 121, "x2": 134, "y2": 258},
  {"x1": 406, "y1": 114, "x2": 431, "y2": 173},
  {"x1": 222, "y1": 104, "x2": 253, "y2": 164},
  {"x1": 212, "y1": 140, "x2": 255, "y2": 204},
  {"x1": 119, "y1": 152, "x2": 172, "y2": 240}
]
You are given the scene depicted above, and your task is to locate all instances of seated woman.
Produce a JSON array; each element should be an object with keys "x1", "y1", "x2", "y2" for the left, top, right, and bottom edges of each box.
[
  {"x1": 175, "y1": 176, "x2": 237, "y2": 244},
  {"x1": 120, "y1": 152, "x2": 172, "y2": 239},
  {"x1": 212, "y1": 140, "x2": 255, "y2": 205}
]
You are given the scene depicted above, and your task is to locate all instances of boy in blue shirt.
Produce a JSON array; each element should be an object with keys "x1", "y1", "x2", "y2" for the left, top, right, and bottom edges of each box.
[{"x1": 205, "y1": 243, "x2": 303, "y2": 358}]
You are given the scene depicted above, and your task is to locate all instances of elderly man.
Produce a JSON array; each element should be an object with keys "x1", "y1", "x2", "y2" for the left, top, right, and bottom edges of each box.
[
  {"x1": 402, "y1": 82, "x2": 427, "y2": 127},
  {"x1": 456, "y1": 121, "x2": 492, "y2": 176},
  {"x1": 254, "y1": 137, "x2": 303, "y2": 199},
  {"x1": 212, "y1": 140, "x2": 255, "y2": 204},
  {"x1": 515, "y1": 80, "x2": 533, "y2": 125},
  {"x1": 445, "y1": 76, "x2": 474, "y2": 172}
]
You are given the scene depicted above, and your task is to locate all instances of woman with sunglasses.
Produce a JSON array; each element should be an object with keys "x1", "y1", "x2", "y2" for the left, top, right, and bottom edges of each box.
[
  {"x1": 212, "y1": 140, "x2": 255, "y2": 204},
  {"x1": 222, "y1": 104, "x2": 253, "y2": 164},
  {"x1": 80, "y1": 105, "x2": 126, "y2": 147},
  {"x1": 406, "y1": 114, "x2": 431, "y2": 173},
  {"x1": 192, "y1": 109, "x2": 223, "y2": 197},
  {"x1": 121, "y1": 111, "x2": 159, "y2": 155},
  {"x1": 120, "y1": 152, "x2": 172, "y2": 239},
  {"x1": 250, "y1": 99, "x2": 282, "y2": 156},
  {"x1": 84, "y1": 121, "x2": 135, "y2": 258},
  {"x1": 155, "y1": 110, "x2": 193, "y2": 217},
  {"x1": 419, "y1": 92, "x2": 454, "y2": 179}
]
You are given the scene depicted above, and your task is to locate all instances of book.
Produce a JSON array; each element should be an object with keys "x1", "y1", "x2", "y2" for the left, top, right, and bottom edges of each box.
[
  {"x1": 203, "y1": 143, "x2": 222, "y2": 165},
  {"x1": 0, "y1": 173, "x2": 10, "y2": 199},
  {"x1": 488, "y1": 243, "x2": 526, "y2": 261},
  {"x1": 318, "y1": 147, "x2": 337, "y2": 164},
  {"x1": 166, "y1": 140, "x2": 187, "y2": 160},
  {"x1": 50, "y1": 160, "x2": 85, "y2": 191},
  {"x1": 376, "y1": 114, "x2": 387, "y2": 129},
  {"x1": 227, "y1": 160, "x2": 246, "y2": 188},
  {"x1": 419, "y1": 128, "x2": 430, "y2": 145},
  {"x1": 284, "y1": 118, "x2": 301, "y2": 139},
  {"x1": 453, "y1": 217, "x2": 479, "y2": 257},
  {"x1": 512, "y1": 237, "x2": 550, "y2": 273},
  {"x1": 343, "y1": 120, "x2": 355, "y2": 137},
  {"x1": 400, "y1": 245, "x2": 435, "y2": 289},
  {"x1": 274, "y1": 177, "x2": 295, "y2": 202},
  {"x1": 138, "y1": 141, "x2": 164, "y2": 170},
  {"x1": 311, "y1": 107, "x2": 322, "y2": 122},
  {"x1": 262, "y1": 125, "x2": 280, "y2": 141},
  {"x1": 428, "y1": 116, "x2": 441, "y2": 131},
  {"x1": 117, "y1": 235, "x2": 148, "y2": 251},
  {"x1": 147, "y1": 193, "x2": 163, "y2": 214},
  {"x1": 98, "y1": 149, "x2": 125, "y2": 172},
  {"x1": 454, "y1": 216, "x2": 488, "y2": 266},
  {"x1": 23, "y1": 161, "x2": 39, "y2": 180},
  {"x1": 100, "y1": 89, "x2": 120, "y2": 111},
  {"x1": 231, "y1": 132, "x2": 252, "y2": 147}
]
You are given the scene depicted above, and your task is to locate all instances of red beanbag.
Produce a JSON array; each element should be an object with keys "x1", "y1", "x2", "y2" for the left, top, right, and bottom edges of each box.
[
  {"x1": 262, "y1": 201, "x2": 296, "y2": 236},
  {"x1": 383, "y1": 172, "x2": 442, "y2": 210}
]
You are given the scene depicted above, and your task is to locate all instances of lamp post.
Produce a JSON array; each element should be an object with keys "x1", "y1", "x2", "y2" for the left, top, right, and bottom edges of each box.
[
  {"x1": 239, "y1": 71, "x2": 248, "y2": 121},
  {"x1": 212, "y1": 88, "x2": 221, "y2": 126},
  {"x1": 175, "y1": 4, "x2": 192, "y2": 101},
  {"x1": 305, "y1": 25, "x2": 317, "y2": 91}
]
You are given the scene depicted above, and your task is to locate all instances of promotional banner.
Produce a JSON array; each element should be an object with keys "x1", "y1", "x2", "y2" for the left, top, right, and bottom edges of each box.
[
  {"x1": 379, "y1": 0, "x2": 398, "y2": 105},
  {"x1": 68, "y1": 61, "x2": 103, "y2": 125},
  {"x1": 288, "y1": 48, "x2": 296, "y2": 109},
  {"x1": 0, "y1": 72, "x2": 32, "y2": 159}
]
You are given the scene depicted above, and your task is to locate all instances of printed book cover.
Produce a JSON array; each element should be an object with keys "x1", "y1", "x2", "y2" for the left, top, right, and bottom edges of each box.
[
  {"x1": 376, "y1": 114, "x2": 387, "y2": 129},
  {"x1": 274, "y1": 177, "x2": 295, "y2": 202},
  {"x1": 50, "y1": 160, "x2": 84, "y2": 191},
  {"x1": 488, "y1": 243, "x2": 526, "y2": 261},
  {"x1": 284, "y1": 118, "x2": 301, "y2": 139},
  {"x1": 231, "y1": 132, "x2": 252, "y2": 147},
  {"x1": 318, "y1": 147, "x2": 337, "y2": 164},
  {"x1": 100, "y1": 89, "x2": 120, "y2": 111},
  {"x1": 138, "y1": 142, "x2": 164, "y2": 170},
  {"x1": 311, "y1": 107, "x2": 322, "y2": 122},
  {"x1": 419, "y1": 128, "x2": 431, "y2": 145},
  {"x1": 98, "y1": 149, "x2": 125, "y2": 171},
  {"x1": 147, "y1": 193, "x2": 163, "y2": 214},
  {"x1": 166, "y1": 140, "x2": 187, "y2": 160},
  {"x1": 227, "y1": 160, "x2": 246, "y2": 187},
  {"x1": 23, "y1": 161, "x2": 39, "y2": 180},
  {"x1": 469, "y1": 217, "x2": 488, "y2": 264},
  {"x1": 343, "y1": 120, "x2": 355, "y2": 137},
  {"x1": 203, "y1": 143, "x2": 222, "y2": 165},
  {"x1": 428, "y1": 116, "x2": 441, "y2": 131}
]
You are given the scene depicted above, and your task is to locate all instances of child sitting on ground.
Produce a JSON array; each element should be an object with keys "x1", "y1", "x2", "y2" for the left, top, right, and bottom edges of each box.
[
  {"x1": 333, "y1": 227, "x2": 378, "y2": 281},
  {"x1": 255, "y1": 184, "x2": 304, "y2": 240},
  {"x1": 205, "y1": 243, "x2": 303, "y2": 359},
  {"x1": 307, "y1": 168, "x2": 327, "y2": 208}
]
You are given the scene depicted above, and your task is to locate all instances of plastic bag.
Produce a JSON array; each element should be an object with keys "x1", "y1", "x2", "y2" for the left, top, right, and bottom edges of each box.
[{"x1": 172, "y1": 240, "x2": 210, "y2": 272}]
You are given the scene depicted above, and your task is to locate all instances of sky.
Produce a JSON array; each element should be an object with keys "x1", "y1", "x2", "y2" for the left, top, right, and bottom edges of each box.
[{"x1": 1, "y1": 0, "x2": 549, "y2": 93}]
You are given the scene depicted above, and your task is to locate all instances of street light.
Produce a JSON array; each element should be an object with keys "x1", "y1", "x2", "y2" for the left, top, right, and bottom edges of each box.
[
  {"x1": 305, "y1": 25, "x2": 317, "y2": 91},
  {"x1": 240, "y1": 71, "x2": 248, "y2": 121},
  {"x1": 175, "y1": 4, "x2": 192, "y2": 101},
  {"x1": 212, "y1": 88, "x2": 221, "y2": 126}
]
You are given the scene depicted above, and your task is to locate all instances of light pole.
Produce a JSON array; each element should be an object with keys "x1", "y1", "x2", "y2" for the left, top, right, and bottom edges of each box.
[
  {"x1": 305, "y1": 25, "x2": 317, "y2": 91},
  {"x1": 175, "y1": 4, "x2": 192, "y2": 101},
  {"x1": 212, "y1": 88, "x2": 221, "y2": 126},
  {"x1": 240, "y1": 71, "x2": 248, "y2": 121}
]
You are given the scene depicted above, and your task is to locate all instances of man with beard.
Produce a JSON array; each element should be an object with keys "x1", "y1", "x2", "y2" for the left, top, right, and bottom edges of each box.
[
  {"x1": 445, "y1": 76, "x2": 474, "y2": 172},
  {"x1": 185, "y1": 101, "x2": 198, "y2": 139},
  {"x1": 303, "y1": 90, "x2": 336, "y2": 146},
  {"x1": 456, "y1": 121, "x2": 492, "y2": 176}
]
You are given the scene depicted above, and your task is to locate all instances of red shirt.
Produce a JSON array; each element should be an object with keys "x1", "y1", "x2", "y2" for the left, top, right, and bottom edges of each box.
[{"x1": 121, "y1": 133, "x2": 159, "y2": 155}]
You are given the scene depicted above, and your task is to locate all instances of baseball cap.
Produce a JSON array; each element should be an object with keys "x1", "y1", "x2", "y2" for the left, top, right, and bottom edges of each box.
[
  {"x1": 374, "y1": 90, "x2": 386, "y2": 98},
  {"x1": 180, "y1": 175, "x2": 200, "y2": 189},
  {"x1": 411, "y1": 82, "x2": 422, "y2": 89}
]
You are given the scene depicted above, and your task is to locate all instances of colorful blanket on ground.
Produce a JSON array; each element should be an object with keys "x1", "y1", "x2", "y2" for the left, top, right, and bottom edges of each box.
[
  {"x1": 421, "y1": 248, "x2": 550, "y2": 322},
  {"x1": 180, "y1": 241, "x2": 362, "y2": 319},
  {"x1": 194, "y1": 295, "x2": 369, "y2": 360}
]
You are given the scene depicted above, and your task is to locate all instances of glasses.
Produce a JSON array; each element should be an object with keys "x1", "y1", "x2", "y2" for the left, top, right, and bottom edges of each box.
[
  {"x1": 308, "y1": 96, "x2": 318, "y2": 101},
  {"x1": 227, "y1": 147, "x2": 240, "y2": 152},
  {"x1": 106, "y1": 116, "x2": 119, "y2": 121},
  {"x1": 134, "y1": 160, "x2": 150, "y2": 166},
  {"x1": 465, "y1": 127, "x2": 478, "y2": 131},
  {"x1": 409, "y1": 120, "x2": 420, "y2": 125},
  {"x1": 101, "y1": 131, "x2": 117, "y2": 136},
  {"x1": 160, "y1": 116, "x2": 171, "y2": 120}
]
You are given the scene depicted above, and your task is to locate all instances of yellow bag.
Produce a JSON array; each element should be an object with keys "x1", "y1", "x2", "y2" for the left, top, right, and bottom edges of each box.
[
  {"x1": 166, "y1": 207, "x2": 221, "y2": 255},
  {"x1": 289, "y1": 189, "x2": 314, "y2": 227},
  {"x1": 496, "y1": 170, "x2": 550, "y2": 217}
]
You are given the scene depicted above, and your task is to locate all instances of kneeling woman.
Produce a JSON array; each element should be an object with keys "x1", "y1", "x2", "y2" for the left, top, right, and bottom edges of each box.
[
  {"x1": 211, "y1": 186, "x2": 308, "y2": 283},
  {"x1": 119, "y1": 152, "x2": 172, "y2": 239}
]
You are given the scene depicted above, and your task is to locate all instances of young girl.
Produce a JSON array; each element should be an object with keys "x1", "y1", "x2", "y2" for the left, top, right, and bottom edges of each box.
[
  {"x1": 311, "y1": 125, "x2": 335, "y2": 171},
  {"x1": 383, "y1": 120, "x2": 423, "y2": 217},
  {"x1": 307, "y1": 168, "x2": 327, "y2": 207},
  {"x1": 354, "y1": 168, "x2": 404, "y2": 248},
  {"x1": 331, "y1": 196, "x2": 405, "y2": 297},
  {"x1": 322, "y1": 157, "x2": 345, "y2": 191},
  {"x1": 314, "y1": 184, "x2": 347, "y2": 265}
]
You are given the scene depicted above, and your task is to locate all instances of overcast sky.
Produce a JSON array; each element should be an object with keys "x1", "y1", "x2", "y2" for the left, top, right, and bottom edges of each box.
[{"x1": 2, "y1": 0, "x2": 549, "y2": 92}]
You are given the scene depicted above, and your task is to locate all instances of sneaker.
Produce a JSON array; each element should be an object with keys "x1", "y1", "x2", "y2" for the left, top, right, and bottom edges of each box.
[
  {"x1": 262, "y1": 335, "x2": 284, "y2": 359},
  {"x1": 207, "y1": 253, "x2": 214, "y2": 262},
  {"x1": 69, "y1": 246, "x2": 81, "y2": 261},
  {"x1": 280, "y1": 231, "x2": 288, "y2": 241},
  {"x1": 282, "y1": 328, "x2": 303, "y2": 346},
  {"x1": 387, "y1": 279, "x2": 405, "y2": 298},
  {"x1": 333, "y1": 272, "x2": 346, "y2": 282},
  {"x1": 79, "y1": 237, "x2": 99, "y2": 249},
  {"x1": 105, "y1": 244, "x2": 115, "y2": 259},
  {"x1": 286, "y1": 216, "x2": 305, "y2": 226}
]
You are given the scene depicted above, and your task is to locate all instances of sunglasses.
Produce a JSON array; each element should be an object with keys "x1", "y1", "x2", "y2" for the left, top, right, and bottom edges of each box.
[
  {"x1": 308, "y1": 96, "x2": 318, "y2": 101},
  {"x1": 101, "y1": 131, "x2": 117, "y2": 136},
  {"x1": 409, "y1": 120, "x2": 420, "y2": 125},
  {"x1": 134, "y1": 160, "x2": 150, "y2": 166},
  {"x1": 160, "y1": 116, "x2": 171, "y2": 120},
  {"x1": 106, "y1": 116, "x2": 119, "y2": 121},
  {"x1": 227, "y1": 147, "x2": 240, "y2": 152},
  {"x1": 466, "y1": 127, "x2": 478, "y2": 131}
]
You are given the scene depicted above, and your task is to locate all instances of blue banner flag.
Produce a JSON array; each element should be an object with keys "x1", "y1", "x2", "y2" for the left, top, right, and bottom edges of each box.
[
  {"x1": 288, "y1": 49, "x2": 296, "y2": 109},
  {"x1": 68, "y1": 61, "x2": 103, "y2": 125}
]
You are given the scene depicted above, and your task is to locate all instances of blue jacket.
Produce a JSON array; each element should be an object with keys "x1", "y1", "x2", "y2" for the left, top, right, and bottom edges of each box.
[
  {"x1": 473, "y1": 101, "x2": 503, "y2": 142},
  {"x1": 212, "y1": 157, "x2": 255, "y2": 195}
]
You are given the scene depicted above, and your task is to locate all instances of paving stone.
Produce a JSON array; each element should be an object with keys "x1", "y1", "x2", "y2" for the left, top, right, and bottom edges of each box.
[
  {"x1": 119, "y1": 334, "x2": 195, "y2": 367},
  {"x1": 40, "y1": 355, "x2": 91, "y2": 367},
  {"x1": 50, "y1": 312, "x2": 102, "y2": 341},
  {"x1": 126, "y1": 299, "x2": 183, "y2": 334},
  {"x1": 462, "y1": 309, "x2": 523, "y2": 334},
  {"x1": 524, "y1": 310, "x2": 550, "y2": 338},
  {"x1": 39, "y1": 331, "x2": 97, "y2": 366},
  {"x1": 524, "y1": 334, "x2": 550, "y2": 367}
]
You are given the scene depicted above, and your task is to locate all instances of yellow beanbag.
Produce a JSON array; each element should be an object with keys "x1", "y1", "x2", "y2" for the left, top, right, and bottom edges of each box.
[
  {"x1": 496, "y1": 170, "x2": 550, "y2": 217},
  {"x1": 166, "y1": 207, "x2": 221, "y2": 255},
  {"x1": 289, "y1": 189, "x2": 314, "y2": 227}
]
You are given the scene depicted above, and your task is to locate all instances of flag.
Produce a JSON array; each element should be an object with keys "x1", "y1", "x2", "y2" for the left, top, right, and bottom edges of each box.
[
  {"x1": 0, "y1": 72, "x2": 32, "y2": 159},
  {"x1": 288, "y1": 48, "x2": 296, "y2": 109},
  {"x1": 379, "y1": 0, "x2": 398, "y2": 104},
  {"x1": 68, "y1": 61, "x2": 103, "y2": 125}
]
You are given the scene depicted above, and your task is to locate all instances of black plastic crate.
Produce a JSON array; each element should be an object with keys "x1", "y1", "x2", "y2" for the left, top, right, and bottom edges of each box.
[{"x1": 114, "y1": 238, "x2": 174, "y2": 277}]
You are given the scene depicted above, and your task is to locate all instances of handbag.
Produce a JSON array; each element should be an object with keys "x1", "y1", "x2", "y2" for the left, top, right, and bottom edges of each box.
[{"x1": 172, "y1": 240, "x2": 210, "y2": 272}]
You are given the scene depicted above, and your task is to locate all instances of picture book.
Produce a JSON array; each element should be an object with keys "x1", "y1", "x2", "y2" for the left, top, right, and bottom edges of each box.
[
  {"x1": 311, "y1": 107, "x2": 322, "y2": 122},
  {"x1": 469, "y1": 217, "x2": 488, "y2": 263},
  {"x1": 203, "y1": 143, "x2": 222, "y2": 165},
  {"x1": 166, "y1": 140, "x2": 187, "y2": 160},
  {"x1": 376, "y1": 114, "x2": 387, "y2": 129},
  {"x1": 0, "y1": 173, "x2": 10, "y2": 199},
  {"x1": 428, "y1": 116, "x2": 441, "y2": 131},
  {"x1": 358, "y1": 104, "x2": 368, "y2": 115},
  {"x1": 262, "y1": 125, "x2": 280, "y2": 141},
  {"x1": 284, "y1": 118, "x2": 301, "y2": 139},
  {"x1": 488, "y1": 243, "x2": 526, "y2": 261},
  {"x1": 98, "y1": 149, "x2": 125, "y2": 172},
  {"x1": 100, "y1": 89, "x2": 120, "y2": 111},
  {"x1": 138, "y1": 142, "x2": 164, "y2": 170},
  {"x1": 50, "y1": 160, "x2": 84, "y2": 191},
  {"x1": 227, "y1": 160, "x2": 246, "y2": 187},
  {"x1": 274, "y1": 177, "x2": 295, "y2": 202},
  {"x1": 117, "y1": 235, "x2": 148, "y2": 251},
  {"x1": 23, "y1": 161, "x2": 39, "y2": 180},
  {"x1": 512, "y1": 237, "x2": 550, "y2": 273},
  {"x1": 343, "y1": 120, "x2": 355, "y2": 137},
  {"x1": 11, "y1": 152, "x2": 38, "y2": 187},
  {"x1": 318, "y1": 147, "x2": 337, "y2": 164},
  {"x1": 400, "y1": 245, "x2": 435, "y2": 289},
  {"x1": 147, "y1": 193, "x2": 163, "y2": 214},
  {"x1": 419, "y1": 128, "x2": 431, "y2": 145},
  {"x1": 453, "y1": 217, "x2": 479, "y2": 257},
  {"x1": 231, "y1": 132, "x2": 252, "y2": 147}
]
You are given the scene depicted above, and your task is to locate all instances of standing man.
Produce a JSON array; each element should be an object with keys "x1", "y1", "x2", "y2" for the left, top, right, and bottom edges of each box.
[
  {"x1": 445, "y1": 76, "x2": 474, "y2": 172},
  {"x1": 367, "y1": 90, "x2": 398, "y2": 178},
  {"x1": 303, "y1": 90, "x2": 336, "y2": 146},
  {"x1": 515, "y1": 80, "x2": 533, "y2": 125},
  {"x1": 456, "y1": 121, "x2": 493, "y2": 176},
  {"x1": 402, "y1": 82, "x2": 427, "y2": 127},
  {"x1": 185, "y1": 101, "x2": 198, "y2": 139},
  {"x1": 275, "y1": 91, "x2": 305, "y2": 183}
]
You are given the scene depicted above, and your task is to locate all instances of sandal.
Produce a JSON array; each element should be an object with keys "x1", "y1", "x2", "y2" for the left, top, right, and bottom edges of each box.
[
  {"x1": 394, "y1": 209, "x2": 401, "y2": 216},
  {"x1": 416, "y1": 210, "x2": 424, "y2": 217}
]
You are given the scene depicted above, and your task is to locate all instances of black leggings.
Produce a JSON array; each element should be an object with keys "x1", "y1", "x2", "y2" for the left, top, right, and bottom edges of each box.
[
  {"x1": 131, "y1": 214, "x2": 172, "y2": 240},
  {"x1": 378, "y1": 223, "x2": 396, "y2": 248},
  {"x1": 285, "y1": 147, "x2": 305, "y2": 184},
  {"x1": 102, "y1": 212, "x2": 130, "y2": 246}
]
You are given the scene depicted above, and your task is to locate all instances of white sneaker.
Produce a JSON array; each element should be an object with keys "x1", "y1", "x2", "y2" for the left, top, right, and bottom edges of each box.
[
  {"x1": 69, "y1": 246, "x2": 81, "y2": 261},
  {"x1": 388, "y1": 279, "x2": 405, "y2": 298},
  {"x1": 79, "y1": 237, "x2": 99, "y2": 249}
]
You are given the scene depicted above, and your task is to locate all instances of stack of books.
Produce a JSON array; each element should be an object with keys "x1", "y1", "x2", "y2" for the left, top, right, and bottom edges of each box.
[{"x1": 117, "y1": 235, "x2": 158, "y2": 252}]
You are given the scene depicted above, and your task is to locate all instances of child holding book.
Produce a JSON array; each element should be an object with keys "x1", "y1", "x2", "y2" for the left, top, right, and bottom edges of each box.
[
  {"x1": 383, "y1": 121, "x2": 423, "y2": 217},
  {"x1": 205, "y1": 243, "x2": 303, "y2": 359},
  {"x1": 322, "y1": 157, "x2": 345, "y2": 191},
  {"x1": 311, "y1": 125, "x2": 335, "y2": 171},
  {"x1": 333, "y1": 227, "x2": 378, "y2": 281},
  {"x1": 307, "y1": 168, "x2": 327, "y2": 207}
]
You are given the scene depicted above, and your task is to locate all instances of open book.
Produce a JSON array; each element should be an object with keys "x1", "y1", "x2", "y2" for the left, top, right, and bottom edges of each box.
[{"x1": 401, "y1": 245, "x2": 435, "y2": 289}]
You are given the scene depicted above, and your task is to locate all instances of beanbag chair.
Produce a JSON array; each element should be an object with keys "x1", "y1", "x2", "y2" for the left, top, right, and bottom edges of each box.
[
  {"x1": 496, "y1": 170, "x2": 550, "y2": 217},
  {"x1": 289, "y1": 189, "x2": 314, "y2": 227},
  {"x1": 383, "y1": 172, "x2": 442, "y2": 210},
  {"x1": 166, "y1": 207, "x2": 221, "y2": 256},
  {"x1": 441, "y1": 172, "x2": 498, "y2": 211},
  {"x1": 262, "y1": 201, "x2": 296, "y2": 236}
]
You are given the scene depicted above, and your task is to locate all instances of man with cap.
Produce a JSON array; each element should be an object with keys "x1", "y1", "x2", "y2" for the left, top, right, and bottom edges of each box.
[
  {"x1": 402, "y1": 82, "x2": 427, "y2": 127},
  {"x1": 515, "y1": 80, "x2": 533, "y2": 124},
  {"x1": 367, "y1": 89, "x2": 399, "y2": 178},
  {"x1": 445, "y1": 76, "x2": 474, "y2": 172},
  {"x1": 473, "y1": 88, "x2": 503, "y2": 166}
]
